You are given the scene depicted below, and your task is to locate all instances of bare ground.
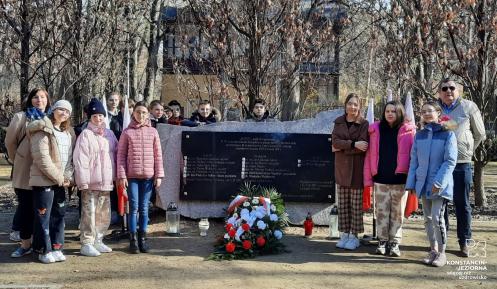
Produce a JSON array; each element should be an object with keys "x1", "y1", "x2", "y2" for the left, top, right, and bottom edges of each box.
[{"x1": 0, "y1": 162, "x2": 496, "y2": 288}]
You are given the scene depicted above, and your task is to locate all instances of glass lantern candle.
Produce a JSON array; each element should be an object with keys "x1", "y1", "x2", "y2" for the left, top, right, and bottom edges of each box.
[
  {"x1": 166, "y1": 202, "x2": 180, "y2": 235},
  {"x1": 198, "y1": 218, "x2": 210, "y2": 236},
  {"x1": 328, "y1": 205, "x2": 339, "y2": 239}
]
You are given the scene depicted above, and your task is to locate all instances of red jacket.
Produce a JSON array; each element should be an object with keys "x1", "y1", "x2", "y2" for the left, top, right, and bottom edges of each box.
[
  {"x1": 117, "y1": 118, "x2": 164, "y2": 180},
  {"x1": 363, "y1": 121, "x2": 416, "y2": 187}
]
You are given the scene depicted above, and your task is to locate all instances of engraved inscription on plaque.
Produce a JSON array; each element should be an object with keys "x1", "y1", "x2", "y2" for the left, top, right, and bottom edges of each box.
[{"x1": 181, "y1": 132, "x2": 335, "y2": 202}]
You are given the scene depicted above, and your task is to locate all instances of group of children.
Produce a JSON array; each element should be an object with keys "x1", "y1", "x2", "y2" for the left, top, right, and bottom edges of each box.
[
  {"x1": 147, "y1": 99, "x2": 220, "y2": 127},
  {"x1": 6, "y1": 89, "x2": 164, "y2": 263},
  {"x1": 7, "y1": 85, "x2": 478, "y2": 268}
]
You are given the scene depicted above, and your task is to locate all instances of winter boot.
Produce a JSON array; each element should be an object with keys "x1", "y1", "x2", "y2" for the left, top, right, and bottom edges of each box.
[
  {"x1": 129, "y1": 232, "x2": 139, "y2": 254},
  {"x1": 138, "y1": 231, "x2": 150, "y2": 253}
]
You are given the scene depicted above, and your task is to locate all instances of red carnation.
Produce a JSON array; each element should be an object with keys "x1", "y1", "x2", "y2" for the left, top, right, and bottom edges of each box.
[
  {"x1": 228, "y1": 229, "x2": 236, "y2": 238},
  {"x1": 242, "y1": 240, "x2": 252, "y2": 250},
  {"x1": 256, "y1": 236, "x2": 266, "y2": 247},
  {"x1": 242, "y1": 223, "x2": 250, "y2": 231},
  {"x1": 226, "y1": 242, "x2": 235, "y2": 253},
  {"x1": 225, "y1": 223, "x2": 233, "y2": 232}
]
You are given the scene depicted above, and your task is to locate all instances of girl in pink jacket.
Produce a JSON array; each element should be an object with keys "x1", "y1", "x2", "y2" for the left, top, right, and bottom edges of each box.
[
  {"x1": 73, "y1": 98, "x2": 118, "y2": 257},
  {"x1": 363, "y1": 101, "x2": 415, "y2": 257},
  {"x1": 117, "y1": 101, "x2": 164, "y2": 253}
]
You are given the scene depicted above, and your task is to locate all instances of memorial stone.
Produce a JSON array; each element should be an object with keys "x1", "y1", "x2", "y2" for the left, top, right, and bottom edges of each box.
[{"x1": 157, "y1": 109, "x2": 343, "y2": 225}]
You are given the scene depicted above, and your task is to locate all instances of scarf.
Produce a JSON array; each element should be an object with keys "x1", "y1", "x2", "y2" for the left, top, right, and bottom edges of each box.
[{"x1": 25, "y1": 107, "x2": 45, "y2": 121}]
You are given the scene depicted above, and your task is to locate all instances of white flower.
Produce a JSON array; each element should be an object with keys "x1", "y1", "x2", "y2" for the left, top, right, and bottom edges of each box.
[
  {"x1": 270, "y1": 214, "x2": 278, "y2": 222},
  {"x1": 243, "y1": 201, "x2": 250, "y2": 207},
  {"x1": 227, "y1": 217, "x2": 237, "y2": 225},
  {"x1": 270, "y1": 204, "x2": 276, "y2": 212},
  {"x1": 233, "y1": 213, "x2": 238, "y2": 218},
  {"x1": 255, "y1": 211, "x2": 264, "y2": 219},
  {"x1": 224, "y1": 233, "x2": 230, "y2": 239},
  {"x1": 240, "y1": 208, "x2": 249, "y2": 217},
  {"x1": 274, "y1": 230, "x2": 283, "y2": 240},
  {"x1": 257, "y1": 220, "x2": 267, "y2": 230},
  {"x1": 256, "y1": 206, "x2": 266, "y2": 215},
  {"x1": 252, "y1": 198, "x2": 259, "y2": 205}
]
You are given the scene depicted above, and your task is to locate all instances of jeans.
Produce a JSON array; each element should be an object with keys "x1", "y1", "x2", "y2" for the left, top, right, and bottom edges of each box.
[
  {"x1": 128, "y1": 179, "x2": 153, "y2": 233},
  {"x1": 453, "y1": 163, "x2": 473, "y2": 246},
  {"x1": 32, "y1": 186, "x2": 66, "y2": 254},
  {"x1": 16, "y1": 188, "x2": 34, "y2": 240}
]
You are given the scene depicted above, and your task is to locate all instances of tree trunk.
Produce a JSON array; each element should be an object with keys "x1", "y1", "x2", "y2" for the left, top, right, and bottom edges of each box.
[
  {"x1": 143, "y1": 0, "x2": 161, "y2": 103},
  {"x1": 72, "y1": 0, "x2": 84, "y2": 123},
  {"x1": 279, "y1": 33, "x2": 300, "y2": 121},
  {"x1": 333, "y1": 35, "x2": 340, "y2": 100},
  {"x1": 473, "y1": 161, "x2": 487, "y2": 207},
  {"x1": 19, "y1": 0, "x2": 30, "y2": 100}
]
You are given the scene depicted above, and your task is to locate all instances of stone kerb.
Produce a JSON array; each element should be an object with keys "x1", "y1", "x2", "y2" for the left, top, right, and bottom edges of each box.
[{"x1": 156, "y1": 109, "x2": 343, "y2": 225}]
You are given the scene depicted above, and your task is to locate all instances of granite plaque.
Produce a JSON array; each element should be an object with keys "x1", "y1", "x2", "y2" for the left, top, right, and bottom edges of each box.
[{"x1": 181, "y1": 131, "x2": 335, "y2": 202}]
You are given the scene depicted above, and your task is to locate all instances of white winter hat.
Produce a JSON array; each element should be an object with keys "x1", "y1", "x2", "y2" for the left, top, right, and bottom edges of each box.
[{"x1": 51, "y1": 100, "x2": 72, "y2": 115}]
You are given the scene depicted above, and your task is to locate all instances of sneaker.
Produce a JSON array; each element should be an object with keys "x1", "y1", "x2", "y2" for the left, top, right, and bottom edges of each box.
[
  {"x1": 9, "y1": 231, "x2": 21, "y2": 242},
  {"x1": 52, "y1": 250, "x2": 66, "y2": 262},
  {"x1": 422, "y1": 250, "x2": 438, "y2": 265},
  {"x1": 460, "y1": 244, "x2": 469, "y2": 258},
  {"x1": 389, "y1": 242, "x2": 401, "y2": 257},
  {"x1": 344, "y1": 235, "x2": 360, "y2": 250},
  {"x1": 94, "y1": 242, "x2": 112, "y2": 253},
  {"x1": 80, "y1": 244, "x2": 101, "y2": 257},
  {"x1": 432, "y1": 252, "x2": 447, "y2": 267},
  {"x1": 336, "y1": 233, "x2": 349, "y2": 249},
  {"x1": 376, "y1": 241, "x2": 387, "y2": 255},
  {"x1": 10, "y1": 246, "x2": 32, "y2": 258},
  {"x1": 38, "y1": 252, "x2": 56, "y2": 264}
]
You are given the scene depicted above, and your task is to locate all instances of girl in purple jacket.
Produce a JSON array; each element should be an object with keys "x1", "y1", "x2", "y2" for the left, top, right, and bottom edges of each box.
[
  {"x1": 364, "y1": 101, "x2": 416, "y2": 257},
  {"x1": 117, "y1": 101, "x2": 164, "y2": 253}
]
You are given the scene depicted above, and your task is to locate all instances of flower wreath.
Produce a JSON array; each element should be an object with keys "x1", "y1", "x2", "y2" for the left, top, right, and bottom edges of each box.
[{"x1": 208, "y1": 183, "x2": 288, "y2": 260}]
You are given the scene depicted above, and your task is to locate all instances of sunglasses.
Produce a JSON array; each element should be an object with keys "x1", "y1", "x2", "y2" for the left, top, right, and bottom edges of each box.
[{"x1": 441, "y1": 86, "x2": 456, "y2": 92}]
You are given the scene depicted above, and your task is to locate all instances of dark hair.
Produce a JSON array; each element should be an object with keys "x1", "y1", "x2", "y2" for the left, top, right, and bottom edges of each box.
[
  {"x1": 134, "y1": 101, "x2": 148, "y2": 111},
  {"x1": 49, "y1": 112, "x2": 72, "y2": 132},
  {"x1": 439, "y1": 78, "x2": 458, "y2": 90},
  {"x1": 254, "y1": 98, "x2": 266, "y2": 106},
  {"x1": 119, "y1": 98, "x2": 135, "y2": 110},
  {"x1": 22, "y1": 87, "x2": 52, "y2": 112},
  {"x1": 380, "y1": 101, "x2": 405, "y2": 128},
  {"x1": 344, "y1": 93, "x2": 361, "y2": 109},
  {"x1": 422, "y1": 101, "x2": 442, "y2": 113},
  {"x1": 164, "y1": 105, "x2": 172, "y2": 112},
  {"x1": 149, "y1": 100, "x2": 163, "y2": 109},
  {"x1": 168, "y1": 100, "x2": 181, "y2": 107},
  {"x1": 198, "y1": 99, "x2": 211, "y2": 106}
]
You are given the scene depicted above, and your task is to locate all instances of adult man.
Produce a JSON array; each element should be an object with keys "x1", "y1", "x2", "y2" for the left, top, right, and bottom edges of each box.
[
  {"x1": 246, "y1": 98, "x2": 276, "y2": 122},
  {"x1": 438, "y1": 78, "x2": 486, "y2": 257}
]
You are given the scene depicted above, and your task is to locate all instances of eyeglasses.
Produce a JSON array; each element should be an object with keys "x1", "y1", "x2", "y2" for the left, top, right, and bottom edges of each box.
[{"x1": 441, "y1": 86, "x2": 456, "y2": 92}]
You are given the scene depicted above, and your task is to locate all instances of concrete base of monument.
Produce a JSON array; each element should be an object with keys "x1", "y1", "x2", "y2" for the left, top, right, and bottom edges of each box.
[{"x1": 156, "y1": 110, "x2": 343, "y2": 225}]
